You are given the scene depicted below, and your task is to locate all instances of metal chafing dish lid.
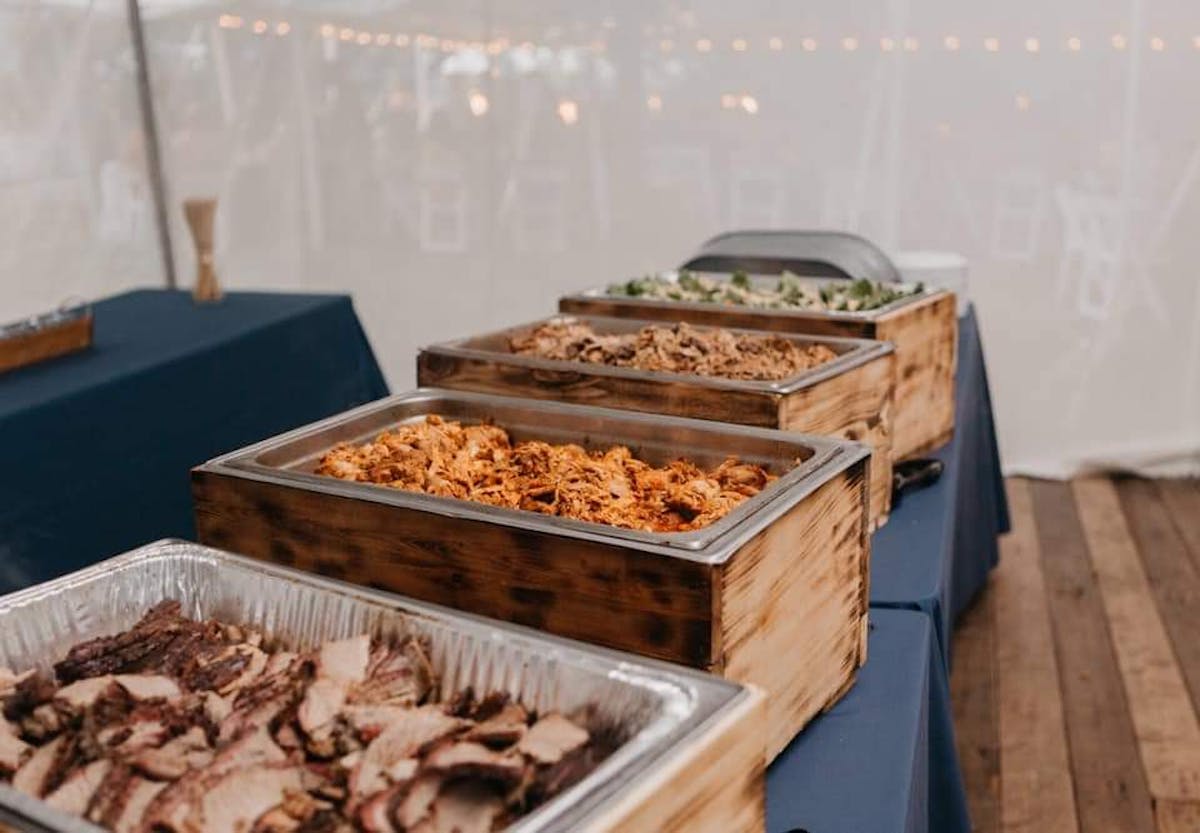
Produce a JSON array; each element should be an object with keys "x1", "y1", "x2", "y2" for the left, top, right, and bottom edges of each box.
[{"x1": 681, "y1": 229, "x2": 903, "y2": 284}]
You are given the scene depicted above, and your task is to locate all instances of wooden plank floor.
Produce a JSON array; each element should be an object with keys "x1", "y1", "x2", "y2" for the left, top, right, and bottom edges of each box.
[{"x1": 951, "y1": 477, "x2": 1200, "y2": 833}]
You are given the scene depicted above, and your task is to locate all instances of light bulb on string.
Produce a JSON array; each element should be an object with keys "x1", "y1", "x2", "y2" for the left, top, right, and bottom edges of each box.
[
  {"x1": 984, "y1": 37, "x2": 999, "y2": 52},
  {"x1": 647, "y1": 94, "x2": 663, "y2": 112},
  {"x1": 880, "y1": 37, "x2": 895, "y2": 52},
  {"x1": 943, "y1": 35, "x2": 960, "y2": 51},
  {"x1": 557, "y1": 99, "x2": 579, "y2": 125},
  {"x1": 801, "y1": 37, "x2": 817, "y2": 52},
  {"x1": 740, "y1": 94, "x2": 759, "y2": 114},
  {"x1": 468, "y1": 90, "x2": 489, "y2": 116},
  {"x1": 696, "y1": 37, "x2": 712, "y2": 52},
  {"x1": 1067, "y1": 37, "x2": 1081, "y2": 52},
  {"x1": 768, "y1": 37, "x2": 783, "y2": 51}
]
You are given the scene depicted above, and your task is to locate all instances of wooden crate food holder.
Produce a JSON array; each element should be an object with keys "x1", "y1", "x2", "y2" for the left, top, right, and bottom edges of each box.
[
  {"x1": 192, "y1": 390, "x2": 872, "y2": 762},
  {"x1": 583, "y1": 687, "x2": 767, "y2": 833},
  {"x1": 0, "y1": 309, "x2": 92, "y2": 374},
  {"x1": 417, "y1": 314, "x2": 896, "y2": 527},
  {"x1": 560, "y1": 282, "x2": 957, "y2": 459}
]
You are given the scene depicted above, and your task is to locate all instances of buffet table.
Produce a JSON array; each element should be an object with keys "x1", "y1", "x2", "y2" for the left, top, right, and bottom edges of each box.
[
  {"x1": 0, "y1": 289, "x2": 388, "y2": 593},
  {"x1": 870, "y1": 307, "x2": 1009, "y2": 667},
  {"x1": 767, "y1": 608, "x2": 971, "y2": 833}
]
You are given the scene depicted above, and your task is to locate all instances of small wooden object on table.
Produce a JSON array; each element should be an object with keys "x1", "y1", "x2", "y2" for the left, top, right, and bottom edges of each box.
[
  {"x1": 0, "y1": 307, "x2": 93, "y2": 375},
  {"x1": 184, "y1": 197, "x2": 222, "y2": 303}
]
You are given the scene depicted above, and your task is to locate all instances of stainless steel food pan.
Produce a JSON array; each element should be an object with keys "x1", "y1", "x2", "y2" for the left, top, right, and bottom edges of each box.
[{"x1": 198, "y1": 388, "x2": 868, "y2": 564}]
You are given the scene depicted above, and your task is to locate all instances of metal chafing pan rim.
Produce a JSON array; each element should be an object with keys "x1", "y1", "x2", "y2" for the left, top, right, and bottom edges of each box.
[
  {"x1": 0, "y1": 540, "x2": 756, "y2": 833},
  {"x1": 563, "y1": 270, "x2": 947, "y2": 321},
  {"x1": 421, "y1": 314, "x2": 895, "y2": 395},
  {"x1": 199, "y1": 389, "x2": 870, "y2": 565}
]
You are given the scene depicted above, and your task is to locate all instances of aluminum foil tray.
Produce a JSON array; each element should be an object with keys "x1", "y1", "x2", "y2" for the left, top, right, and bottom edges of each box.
[{"x1": 0, "y1": 540, "x2": 754, "y2": 833}]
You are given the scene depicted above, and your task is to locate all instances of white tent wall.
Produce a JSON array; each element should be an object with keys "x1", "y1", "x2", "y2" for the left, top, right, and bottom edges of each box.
[
  {"x1": 1, "y1": 1, "x2": 1197, "y2": 476},
  {"x1": 0, "y1": 1, "x2": 161, "y2": 319}
]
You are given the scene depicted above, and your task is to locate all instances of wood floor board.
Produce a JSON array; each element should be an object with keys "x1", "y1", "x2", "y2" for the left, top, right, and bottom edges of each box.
[
  {"x1": 1117, "y1": 478, "x2": 1200, "y2": 719},
  {"x1": 949, "y1": 584, "x2": 999, "y2": 833},
  {"x1": 1030, "y1": 478, "x2": 1156, "y2": 833},
  {"x1": 1156, "y1": 479, "x2": 1200, "y2": 571},
  {"x1": 993, "y1": 478, "x2": 1078, "y2": 833},
  {"x1": 1154, "y1": 799, "x2": 1200, "y2": 833},
  {"x1": 1073, "y1": 477, "x2": 1200, "y2": 801}
]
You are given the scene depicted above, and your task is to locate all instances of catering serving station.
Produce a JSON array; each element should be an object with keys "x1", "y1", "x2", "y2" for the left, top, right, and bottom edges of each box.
[{"x1": 0, "y1": 231, "x2": 1008, "y2": 833}]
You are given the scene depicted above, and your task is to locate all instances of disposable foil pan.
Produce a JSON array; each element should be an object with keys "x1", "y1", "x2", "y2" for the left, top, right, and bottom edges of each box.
[
  {"x1": 0, "y1": 540, "x2": 754, "y2": 833},
  {"x1": 420, "y1": 314, "x2": 894, "y2": 395}
]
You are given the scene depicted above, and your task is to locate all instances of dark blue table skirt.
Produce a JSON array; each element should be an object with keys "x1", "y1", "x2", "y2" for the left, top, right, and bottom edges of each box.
[
  {"x1": 870, "y1": 307, "x2": 1009, "y2": 666},
  {"x1": 767, "y1": 608, "x2": 970, "y2": 833},
  {"x1": 0, "y1": 289, "x2": 388, "y2": 592}
]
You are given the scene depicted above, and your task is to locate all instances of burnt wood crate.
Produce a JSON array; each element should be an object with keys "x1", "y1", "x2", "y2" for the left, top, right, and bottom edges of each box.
[
  {"x1": 0, "y1": 309, "x2": 92, "y2": 374},
  {"x1": 192, "y1": 390, "x2": 871, "y2": 761},
  {"x1": 560, "y1": 279, "x2": 957, "y2": 459},
  {"x1": 417, "y1": 314, "x2": 895, "y2": 527}
]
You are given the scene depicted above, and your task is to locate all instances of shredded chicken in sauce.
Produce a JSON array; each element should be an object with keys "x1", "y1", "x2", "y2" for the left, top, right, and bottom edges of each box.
[{"x1": 315, "y1": 415, "x2": 777, "y2": 532}]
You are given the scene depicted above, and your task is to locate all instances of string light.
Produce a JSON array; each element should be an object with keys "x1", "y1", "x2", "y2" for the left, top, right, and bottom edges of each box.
[
  {"x1": 842, "y1": 37, "x2": 859, "y2": 51},
  {"x1": 880, "y1": 37, "x2": 895, "y2": 52},
  {"x1": 659, "y1": 38, "x2": 674, "y2": 52},
  {"x1": 375, "y1": 33, "x2": 391, "y2": 46},
  {"x1": 903, "y1": 36, "x2": 919, "y2": 51},
  {"x1": 274, "y1": 21, "x2": 290, "y2": 36},
  {"x1": 943, "y1": 35, "x2": 960, "y2": 51},
  {"x1": 720, "y1": 93, "x2": 738, "y2": 109},
  {"x1": 218, "y1": 14, "x2": 243, "y2": 29},
  {"x1": 647, "y1": 94, "x2": 663, "y2": 112},
  {"x1": 252, "y1": 19, "x2": 268, "y2": 35},
  {"x1": 1193, "y1": 35, "x2": 1200, "y2": 49},
  {"x1": 768, "y1": 36, "x2": 783, "y2": 51},
  {"x1": 416, "y1": 34, "x2": 437, "y2": 48},
  {"x1": 696, "y1": 38, "x2": 712, "y2": 52},
  {"x1": 801, "y1": 37, "x2": 817, "y2": 51},
  {"x1": 1025, "y1": 37, "x2": 1040, "y2": 52},
  {"x1": 468, "y1": 90, "x2": 489, "y2": 116},
  {"x1": 356, "y1": 32, "x2": 371, "y2": 45},
  {"x1": 1015, "y1": 94, "x2": 1030, "y2": 111},
  {"x1": 319, "y1": 23, "x2": 335, "y2": 38},
  {"x1": 740, "y1": 94, "x2": 759, "y2": 114},
  {"x1": 395, "y1": 34, "x2": 410, "y2": 47},
  {"x1": 984, "y1": 37, "x2": 999, "y2": 52},
  {"x1": 1067, "y1": 37, "x2": 1082, "y2": 52},
  {"x1": 1150, "y1": 36, "x2": 1165, "y2": 51},
  {"x1": 339, "y1": 28, "x2": 354, "y2": 42},
  {"x1": 732, "y1": 38, "x2": 748, "y2": 52},
  {"x1": 1112, "y1": 34, "x2": 1127, "y2": 50},
  {"x1": 557, "y1": 99, "x2": 580, "y2": 125}
]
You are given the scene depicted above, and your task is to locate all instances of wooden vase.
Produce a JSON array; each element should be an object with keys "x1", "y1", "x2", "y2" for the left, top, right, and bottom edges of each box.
[{"x1": 184, "y1": 198, "x2": 222, "y2": 303}]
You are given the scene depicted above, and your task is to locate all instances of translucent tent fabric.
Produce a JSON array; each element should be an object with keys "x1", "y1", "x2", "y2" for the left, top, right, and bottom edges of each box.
[
  {"x1": 0, "y1": 1, "x2": 161, "y2": 318},
  {"x1": 2, "y1": 0, "x2": 1198, "y2": 477}
]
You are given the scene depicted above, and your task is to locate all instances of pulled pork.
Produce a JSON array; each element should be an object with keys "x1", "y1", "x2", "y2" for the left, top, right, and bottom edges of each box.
[
  {"x1": 0, "y1": 603, "x2": 611, "y2": 833},
  {"x1": 509, "y1": 319, "x2": 837, "y2": 381},
  {"x1": 315, "y1": 415, "x2": 776, "y2": 532}
]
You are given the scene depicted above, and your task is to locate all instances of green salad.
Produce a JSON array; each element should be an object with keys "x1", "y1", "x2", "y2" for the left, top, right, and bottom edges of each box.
[{"x1": 607, "y1": 270, "x2": 924, "y2": 313}]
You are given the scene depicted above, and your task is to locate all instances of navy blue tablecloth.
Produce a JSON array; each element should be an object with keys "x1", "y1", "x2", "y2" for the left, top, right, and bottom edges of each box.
[
  {"x1": 767, "y1": 608, "x2": 970, "y2": 833},
  {"x1": 0, "y1": 289, "x2": 388, "y2": 592},
  {"x1": 870, "y1": 306, "x2": 1009, "y2": 667}
]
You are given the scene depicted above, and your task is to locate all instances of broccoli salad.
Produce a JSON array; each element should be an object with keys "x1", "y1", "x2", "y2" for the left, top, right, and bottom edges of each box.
[{"x1": 607, "y1": 270, "x2": 925, "y2": 313}]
